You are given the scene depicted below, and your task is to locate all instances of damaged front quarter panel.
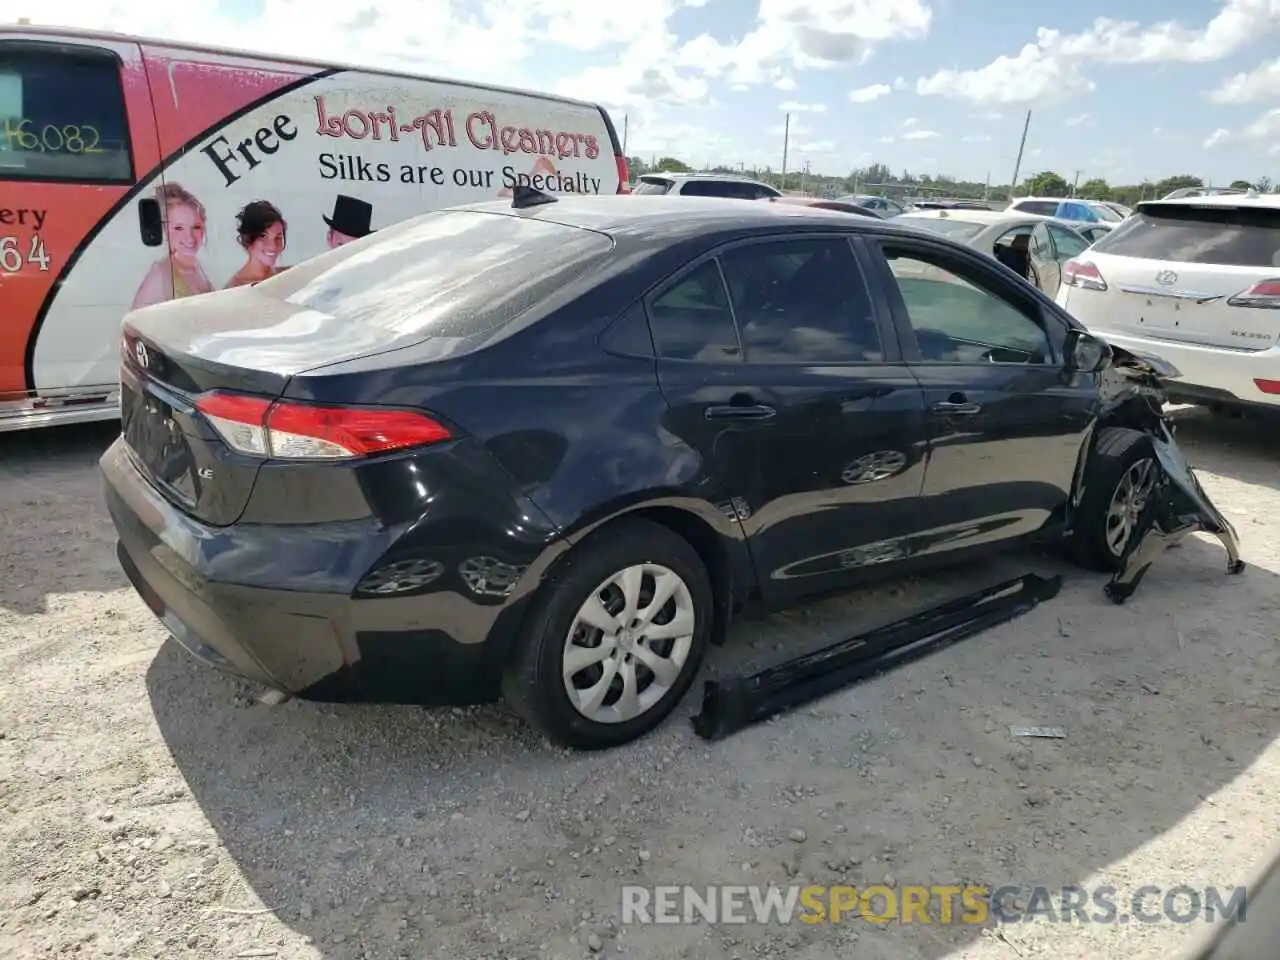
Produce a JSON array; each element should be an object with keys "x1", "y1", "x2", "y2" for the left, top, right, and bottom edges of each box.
[{"x1": 1087, "y1": 344, "x2": 1245, "y2": 603}]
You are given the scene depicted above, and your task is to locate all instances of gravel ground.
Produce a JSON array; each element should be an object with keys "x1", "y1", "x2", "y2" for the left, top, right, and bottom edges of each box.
[{"x1": 1, "y1": 407, "x2": 1278, "y2": 960}]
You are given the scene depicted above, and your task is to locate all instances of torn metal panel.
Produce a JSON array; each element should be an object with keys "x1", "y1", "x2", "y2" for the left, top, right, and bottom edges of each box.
[
  {"x1": 1105, "y1": 419, "x2": 1245, "y2": 604},
  {"x1": 690, "y1": 573, "x2": 1062, "y2": 742}
]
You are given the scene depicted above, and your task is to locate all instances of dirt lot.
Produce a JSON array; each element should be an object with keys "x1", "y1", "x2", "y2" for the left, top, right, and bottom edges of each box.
[{"x1": 1, "y1": 407, "x2": 1278, "y2": 960}]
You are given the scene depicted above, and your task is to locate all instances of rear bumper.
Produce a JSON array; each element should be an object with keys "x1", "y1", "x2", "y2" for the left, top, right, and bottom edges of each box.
[
  {"x1": 1086, "y1": 330, "x2": 1280, "y2": 409},
  {"x1": 101, "y1": 438, "x2": 551, "y2": 705}
]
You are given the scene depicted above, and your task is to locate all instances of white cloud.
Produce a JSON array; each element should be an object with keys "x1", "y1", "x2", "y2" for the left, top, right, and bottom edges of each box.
[
  {"x1": 849, "y1": 83, "x2": 893, "y2": 103},
  {"x1": 1203, "y1": 128, "x2": 1231, "y2": 148},
  {"x1": 903, "y1": 117, "x2": 919, "y2": 126},
  {"x1": 962, "y1": 133, "x2": 992, "y2": 142},
  {"x1": 775, "y1": 75, "x2": 799, "y2": 91},
  {"x1": 1208, "y1": 57, "x2": 1280, "y2": 102},
  {"x1": 916, "y1": 0, "x2": 1280, "y2": 105},
  {"x1": 893, "y1": 75, "x2": 908, "y2": 90},
  {"x1": 879, "y1": 135, "x2": 895, "y2": 143},
  {"x1": 1064, "y1": 113, "x2": 1090, "y2": 126},
  {"x1": 780, "y1": 101, "x2": 828, "y2": 113},
  {"x1": 679, "y1": 0, "x2": 933, "y2": 89},
  {"x1": 902, "y1": 129, "x2": 939, "y2": 140},
  {"x1": 1244, "y1": 108, "x2": 1280, "y2": 140},
  {"x1": 795, "y1": 140, "x2": 836, "y2": 154}
]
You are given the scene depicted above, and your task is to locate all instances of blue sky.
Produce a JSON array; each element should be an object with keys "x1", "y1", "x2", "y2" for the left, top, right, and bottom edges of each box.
[{"x1": 28, "y1": 0, "x2": 1280, "y2": 185}]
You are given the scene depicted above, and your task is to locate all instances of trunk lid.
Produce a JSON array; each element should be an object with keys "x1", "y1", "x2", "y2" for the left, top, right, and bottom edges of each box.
[
  {"x1": 1079, "y1": 200, "x2": 1280, "y2": 352},
  {"x1": 118, "y1": 207, "x2": 614, "y2": 525}
]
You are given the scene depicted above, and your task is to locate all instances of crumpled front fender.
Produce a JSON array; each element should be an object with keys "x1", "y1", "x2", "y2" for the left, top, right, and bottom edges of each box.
[{"x1": 1105, "y1": 418, "x2": 1244, "y2": 604}]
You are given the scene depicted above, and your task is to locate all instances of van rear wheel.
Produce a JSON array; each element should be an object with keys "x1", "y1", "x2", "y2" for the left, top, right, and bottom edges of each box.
[{"x1": 502, "y1": 519, "x2": 713, "y2": 750}]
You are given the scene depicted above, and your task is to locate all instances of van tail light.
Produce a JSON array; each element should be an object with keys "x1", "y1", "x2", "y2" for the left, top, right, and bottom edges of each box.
[
  {"x1": 1062, "y1": 259, "x2": 1108, "y2": 291},
  {"x1": 1227, "y1": 278, "x2": 1280, "y2": 309},
  {"x1": 195, "y1": 392, "x2": 452, "y2": 460},
  {"x1": 616, "y1": 154, "x2": 630, "y2": 193}
]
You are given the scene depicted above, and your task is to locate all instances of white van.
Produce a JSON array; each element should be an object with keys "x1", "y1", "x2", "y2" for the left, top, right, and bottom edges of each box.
[{"x1": 0, "y1": 23, "x2": 628, "y2": 431}]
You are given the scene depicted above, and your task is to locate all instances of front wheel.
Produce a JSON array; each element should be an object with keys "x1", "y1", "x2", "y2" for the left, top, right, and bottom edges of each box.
[
  {"x1": 1070, "y1": 426, "x2": 1158, "y2": 572},
  {"x1": 502, "y1": 519, "x2": 713, "y2": 750}
]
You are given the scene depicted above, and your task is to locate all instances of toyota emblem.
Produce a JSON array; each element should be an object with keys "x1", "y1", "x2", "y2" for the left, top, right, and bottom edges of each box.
[
  {"x1": 1155, "y1": 270, "x2": 1178, "y2": 286},
  {"x1": 134, "y1": 340, "x2": 149, "y2": 367}
]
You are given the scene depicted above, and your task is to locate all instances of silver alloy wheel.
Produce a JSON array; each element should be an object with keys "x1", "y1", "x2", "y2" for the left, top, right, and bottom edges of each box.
[
  {"x1": 1105, "y1": 457, "x2": 1156, "y2": 557},
  {"x1": 561, "y1": 563, "x2": 696, "y2": 724}
]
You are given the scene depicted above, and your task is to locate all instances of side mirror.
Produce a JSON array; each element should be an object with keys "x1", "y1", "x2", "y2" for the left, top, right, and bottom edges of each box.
[{"x1": 1064, "y1": 328, "x2": 1112, "y2": 374}]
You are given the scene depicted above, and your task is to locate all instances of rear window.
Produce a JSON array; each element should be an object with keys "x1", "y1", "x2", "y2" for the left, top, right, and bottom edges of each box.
[
  {"x1": 1089, "y1": 203, "x2": 1280, "y2": 267},
  {"x1": 255, "y1": 210, "x2": 614, "y2": 338},
  {"x1": 681, "y1": 179, "x2": 760, "y2": 199},
  {"x1": 0, "y1": 43, "x2": 133, "y2": 183},
  {"x1": 1088, "y1": 204, "x2": 1123, "y2": 223},
  {"x1": 897, "y1": 217, "x2": 986, "y2": 242},
  {"x1": 632, "y1": 177, "x2": 673, "y2": 195},
  {"x1": 1013, "y1": 201, "x2": 1059, "y2": 216}
]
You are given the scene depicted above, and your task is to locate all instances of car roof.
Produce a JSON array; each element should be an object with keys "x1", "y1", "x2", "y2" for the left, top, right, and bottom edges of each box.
[
  {"x1": 452, "y1": 194, "x2": 911, "y2": 236},
  {"x1": 1138, "y1": 192, "x2": 1280, "y2": 211}
]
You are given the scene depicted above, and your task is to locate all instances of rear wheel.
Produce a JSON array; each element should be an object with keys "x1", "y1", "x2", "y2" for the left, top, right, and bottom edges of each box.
[
  {"x1": 1070, "y1": 427, "x2": 1157, "y2": 572},
  {"x1": 502, "y1": 519, "x2": 713, "y2": 750}
]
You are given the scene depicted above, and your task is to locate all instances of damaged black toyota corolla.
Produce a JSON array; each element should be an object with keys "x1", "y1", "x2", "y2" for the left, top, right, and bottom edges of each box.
[{"x1": 100, "y1": 192, "x2": 1242, "y2": 751}]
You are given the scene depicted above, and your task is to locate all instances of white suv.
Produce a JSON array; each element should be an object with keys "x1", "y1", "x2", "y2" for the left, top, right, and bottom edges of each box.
[{"x1": 1055, "y1": 192, "x2": 1280, "y2": 411}]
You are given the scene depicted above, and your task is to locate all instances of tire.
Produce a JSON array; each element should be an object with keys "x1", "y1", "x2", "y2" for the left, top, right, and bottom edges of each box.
[
  {"x1": 1070, "y1": 426, "x2": 1157, "y2": 572},
  {"x1": 501, "y1": 518, "x2": 714, "y2": 751}
]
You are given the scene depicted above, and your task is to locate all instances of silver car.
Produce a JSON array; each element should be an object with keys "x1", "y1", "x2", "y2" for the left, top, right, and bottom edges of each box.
[{"x1": 893, "y1": 208, "x2": 1104, "y2": 296}]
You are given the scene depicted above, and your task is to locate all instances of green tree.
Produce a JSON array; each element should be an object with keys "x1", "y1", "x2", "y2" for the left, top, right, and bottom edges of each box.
[
  {"x1": 1077, "y1": 178, "x2": 1111, "y2": 200},
  {"x1": 1257, "y1": 175, "x2": 1274, "y2": 193},
  {"x1": 654, "y1": 157, "x2": 691, "y2": 173},
  {"x1": 1023, "y1": 170, "x2": 1070, "y2": 196},
  {"x1": 1229, "y1": 179, "x2": 1254, "y2": 190},
  {"x1": 1153, "y1": 174, "x2": 1202, "y2": 197}
]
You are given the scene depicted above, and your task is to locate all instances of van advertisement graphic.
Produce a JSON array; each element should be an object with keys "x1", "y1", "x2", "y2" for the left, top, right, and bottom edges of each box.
[{"x1": 0, "y1": 41, "x2": 618, "y2": 406}]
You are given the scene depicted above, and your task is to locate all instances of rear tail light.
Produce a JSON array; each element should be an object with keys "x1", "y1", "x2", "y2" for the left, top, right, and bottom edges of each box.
[
  {"x1": 1255, "y1": 379, "x2": 1280, "y2": 395},
  {"x1": 1227, "y1": 278, "x2": 1280, "y2": 309},
  {"x1": 616, "y1": 154, "x2": 630, "y2": 194},
  {"x1": 1062, "y1": 259, "x2": 1108, "y2": 291},
  {"x1": 195, "y1": 392, "x2": 451, "y2": 460}
]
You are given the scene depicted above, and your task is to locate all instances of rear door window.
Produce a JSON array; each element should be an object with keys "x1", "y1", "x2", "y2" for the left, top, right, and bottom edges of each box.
[
  {"x1": 258, "y1": 210, "x2": 614, "y2": 338},
  {"x1": 718, "y1": 238, "x2": 883, "y2": 363},
  {"x1": 646, "y1": 260, "x2": 741, "y2": 362},
  {"x1": 1089, "y1": 204, "x2": 1280, "y2": 266},
  {"x1": 0, "y1": 43, "x2": 133, "y2": 183}
]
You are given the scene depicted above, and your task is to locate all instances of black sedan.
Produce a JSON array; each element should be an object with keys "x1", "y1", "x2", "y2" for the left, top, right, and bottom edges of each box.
[{"x1": 103, "y1": 194, "x2": 1174, "y2": 750}]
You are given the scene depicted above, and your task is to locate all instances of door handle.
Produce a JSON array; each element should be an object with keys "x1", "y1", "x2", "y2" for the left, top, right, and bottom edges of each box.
[
  {"x1": 704, "y1": 403, "x2": 776, "y2": 421},
  {"x1": 138, "y1": 198, "x2": 164, "y2": 247},
  {"x1": 931, "y1": 397, "x2": 982, "y2": 416}
]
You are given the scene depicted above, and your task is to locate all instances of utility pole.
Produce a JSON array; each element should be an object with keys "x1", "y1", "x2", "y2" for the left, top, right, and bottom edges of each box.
[
  {"x1": 800, "y1": 160, "x2": 810, "y2": 195},
  {"x1": 1071, "y1": 169, "x2": 1081, "y2": 196},
  {"x1": 1007, "y1": 109, "x2": 1032, "y2": 197},
  {"x1": 983, "y1": 172, "x2": 990, "y2": 200},
  {"x1": 781, "y1": 112, "x2": 790, "y2": 192}
]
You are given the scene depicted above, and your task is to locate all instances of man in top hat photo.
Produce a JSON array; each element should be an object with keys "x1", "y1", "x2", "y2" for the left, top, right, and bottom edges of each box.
[{"x1": 324, "y1": 194, "x2": 375, "y2": 249}]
